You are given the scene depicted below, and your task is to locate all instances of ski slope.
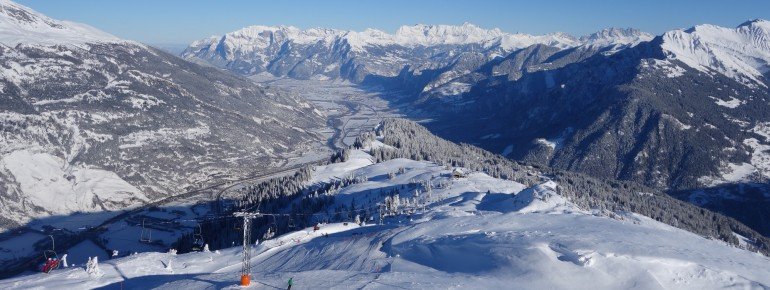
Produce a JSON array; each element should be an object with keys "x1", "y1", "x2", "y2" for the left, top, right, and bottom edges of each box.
[{"x1": 3, "y1": 149, "x2": 769, "y2": 289}]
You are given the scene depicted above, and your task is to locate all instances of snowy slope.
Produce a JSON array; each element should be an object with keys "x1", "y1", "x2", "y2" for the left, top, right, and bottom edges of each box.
[
  {"x1": 1, "y1": 150, "x2": 146, "y2": 215},
  {"x1": 0, "y1": 0, "x2": 122, "y2": 46},
  {"x1": 661, "y1": 19, "x2": 770, "y2": 87},
  {"x1": 4, "y1": 149, "x2": 769, "y2": 289}
]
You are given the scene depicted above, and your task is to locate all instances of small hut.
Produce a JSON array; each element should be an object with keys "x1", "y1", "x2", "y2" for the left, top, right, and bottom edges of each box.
[{"x1": 451, "y1": 168, "x2": 466, "y2": 179}]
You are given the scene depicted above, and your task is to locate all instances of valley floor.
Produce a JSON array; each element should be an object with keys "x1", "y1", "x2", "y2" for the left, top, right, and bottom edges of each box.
[{"x1": 253, "y1": 76, "x2": 403, "y2": 150}]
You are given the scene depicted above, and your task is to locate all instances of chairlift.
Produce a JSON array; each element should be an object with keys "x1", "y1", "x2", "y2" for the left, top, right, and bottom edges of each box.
[
  {"x1": 192, "y1": 224, "x2": 205, "y2": 251},
  {"x1": 41, "y1": 235, "x2": 60, "y2": 273},
  {"x1": 139, "y1": 218, "x2": 152, "y2": 243},
  {"x1": 268, "y1": 215, "x2": 277, "y2": 231},
  {"x1": 263, "y1": 215, "x2": 277, "y2": 240},
  {"x1": 288, "y1": 216, "x2": 296, "y2": 229}
]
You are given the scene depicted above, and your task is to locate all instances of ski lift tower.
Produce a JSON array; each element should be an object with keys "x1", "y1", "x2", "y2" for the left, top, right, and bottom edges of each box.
[{"x1": 233, "y1": 211, "x2": 261, "y2": 286}]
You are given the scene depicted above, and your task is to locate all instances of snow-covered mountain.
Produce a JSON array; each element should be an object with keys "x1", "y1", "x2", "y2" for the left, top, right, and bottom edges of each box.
[
  {"x1": 414, "y1": 20, "x2": 770, "y2": 188},
  {"x1": 3, "y1": 120, "x2": 768, "y2": 289},
  {"x1": 183, "y1": 19, "x2": 770, "y2": 237},
  {"x1": 580, "y1": 27, "x2": 653, "y2": 47},
  {"x1": 0, "y1": 0, "x2": 121, "y2": 47},
  {"x1": 182, "y1": 23, "x2": 651, "y2": 84},
  {"x1": 0, "y1": 1, "x2": 323, "y2": 230},
  {"x1": 185, "y1": 22, "x2": 582, "y2": 57},
  {"x1": 411, "y1": 20, "x2": 770, "y2": 237},
  {"x1": 661, "y1": 19, "x2": 770, "y2": 87},
  {"x1": 1, "y1": 2, "x2": 769, "y2": 286}
]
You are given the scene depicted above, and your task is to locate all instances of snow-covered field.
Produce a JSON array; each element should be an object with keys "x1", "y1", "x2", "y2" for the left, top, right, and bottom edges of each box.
[{"x1": 5, "y1": 148, "x2": 769, "y2": 289}]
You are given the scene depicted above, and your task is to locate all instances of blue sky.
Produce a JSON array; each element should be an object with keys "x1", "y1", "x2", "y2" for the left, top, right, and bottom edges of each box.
[{"x1": 16, "y1": 0, "x2": 770, "y2": 45}]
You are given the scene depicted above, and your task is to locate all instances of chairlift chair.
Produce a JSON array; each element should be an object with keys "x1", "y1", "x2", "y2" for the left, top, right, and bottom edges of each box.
[
  {"x1": 139, "y1": 218, "x2": 152, "y2": 243},
  {"x1": 263, "y1": 215, "x2": 277, "y2": 240},
  {"x1": 192, "y1": 224, "x2": 205, "y2": 251},
  {"x1": 41, "y1": 235, "x2": 60, "y2": 273},
  {"x1": 268, "y1": 215, "x2": 278, "y2": 231},
  {"x1": 288, "y1": 216, "x2": 296, "y2": 229}
]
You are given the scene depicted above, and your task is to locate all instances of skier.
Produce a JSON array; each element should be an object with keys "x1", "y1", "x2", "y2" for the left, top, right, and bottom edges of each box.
[{"x1": 287, "y1": 277, "x2": 293, "y2": 290}]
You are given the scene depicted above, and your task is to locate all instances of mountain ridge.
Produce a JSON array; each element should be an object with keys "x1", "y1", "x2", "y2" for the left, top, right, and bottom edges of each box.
[
  {"x1": 661, "y1": 18, "x2": 770, "y2": 87},
  {"x1": 181, "y1": 22, "x2": 653, "y2": 82},
  {"x1": 0, "y1": 0, "x2": 324, "y2": 230},
  {"x1": 0, "y1": 0, "x2": 125, "y2": 47},
  {"x1": 188, "y1": 22, "x2": 643, "y2": 53}
]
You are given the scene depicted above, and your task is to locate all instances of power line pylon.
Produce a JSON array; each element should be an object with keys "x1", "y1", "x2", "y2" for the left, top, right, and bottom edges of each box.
[{"x1": 234, "y1": 211, "x2": 261, "y2": 286}]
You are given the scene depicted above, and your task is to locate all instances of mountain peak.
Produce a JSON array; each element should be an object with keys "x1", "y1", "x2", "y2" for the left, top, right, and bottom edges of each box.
[
  {"x1": 661, "y1": 20, "x2": 770, "y2": 87},
  {"x1": 579, "y1": 27, "x2": 653, "y2": 46},
  {"x1": 0, "y1": 0, "x2": 122, "y2": 47},
  {"x1": 391, "y1": 23, "x2": 507, "y2": 47},
  {"x1": 737, "y1": 18, "x2": 770, "y2": 28},
  {"x1": 228, "y1": 25, "x2": 343, "y2": 44},
  {"x1": 0, "y1": 0, "x2": 61, "y2": 29}
]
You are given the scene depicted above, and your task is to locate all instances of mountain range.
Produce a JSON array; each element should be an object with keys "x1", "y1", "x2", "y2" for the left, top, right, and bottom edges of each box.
[
  {"x1": 183, "y1": 20, "x2": 770, "y2": 236},
  {"x1": 1, "y1": 0, "x2": 770, "y2": 285},
  {"x1": 182, "y1": 23, "x2": 652, "y2": 82}
]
